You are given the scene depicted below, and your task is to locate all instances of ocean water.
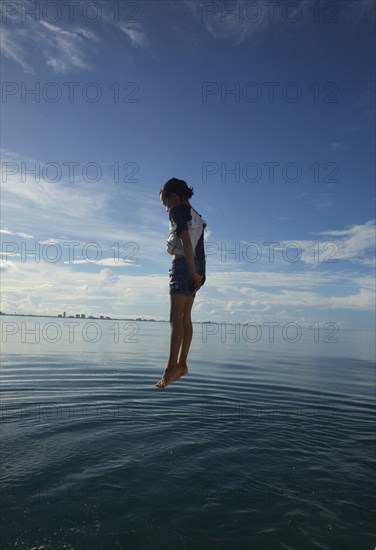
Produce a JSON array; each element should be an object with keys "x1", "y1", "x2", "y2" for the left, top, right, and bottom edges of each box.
[{"x1": 1, "y1": 316, "x2": 375, "y2": 550}]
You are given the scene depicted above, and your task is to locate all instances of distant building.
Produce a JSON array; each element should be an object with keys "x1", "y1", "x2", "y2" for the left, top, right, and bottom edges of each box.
[
  {"x1": 81, "y1": 314, "x2": 85, "y2": 318},
  {"x1": 100, "y1": 315, "x2": 104, "y2": 319},
  {"x1": 75, "y1": 314, "x2": 80, "y2": 318},
  {"x1": 63, "y1": 312, "x2": 66, "y2": 317}
]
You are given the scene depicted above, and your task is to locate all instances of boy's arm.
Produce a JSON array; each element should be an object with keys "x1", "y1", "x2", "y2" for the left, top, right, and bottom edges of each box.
[
  {"x1": 179, "y1": 231, "x2": 197, "y2": 278},
  {"x1": 179, "y1": 230, "x2": 203, "y2": 289}
]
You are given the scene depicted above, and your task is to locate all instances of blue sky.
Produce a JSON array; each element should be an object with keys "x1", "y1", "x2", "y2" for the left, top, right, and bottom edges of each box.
[{"x1": 1, "y1": 0, "x2": 375, "y2": 330}]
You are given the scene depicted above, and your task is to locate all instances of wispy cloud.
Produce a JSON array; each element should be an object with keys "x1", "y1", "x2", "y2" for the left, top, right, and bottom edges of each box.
[
  {"x1": 1, "y1": 255, "x2": 374, "y2": 322},
  {"x1": 0, "y1": 2, "x2": 100, "y2": 75},
  {"x1": 207, "y1": 220, "x2": 375, "y2": 270},
  {"x1": 330, "y1": 141, "x2": 351, "y2": 152},
  {"x1": 1, "y1": 228, "x2": 34, "y2": 239},
  {"x1": 1, "y1": 149, "x2": 374, "y2": 325},
  {"x1": 0, "y1": 149, "x2": 167, "y2": 266},
  {"x1": 0, "y1": 260, "x2": 168, "y2": 319},
  {"x1": 341, "y1": 0, "x2": 376, "y2": 25},
  {"x1": 247, "y1": 220, "x2": 375, "y2": 269},
  {"x1": 65, "y1": 258, "x2": 140, "y2": 267},
  {"x1": 38, "y1": 21, "x2": 99, "y2": 73},
  {"x1": 117, "y1": 22, "x2": 148, "y2": 48},
  {"x1": 179, "y1": 0, "x2": 375, "y2": 46},
  {"x1": 313, "y1": 192, "x2": 335, "y2": 211},
  {"x1": 311, "y1": 220, "x2": 375, "y2": 263},
  {"x1": 0, "y1": 27, "x2": 35, "y2": 74},
  {"x1": 180, "y1": 0, "x2": 269, "y2": 45},
  {"x1": 0, "y1": 0, "x2": 148, "y2": 75}
]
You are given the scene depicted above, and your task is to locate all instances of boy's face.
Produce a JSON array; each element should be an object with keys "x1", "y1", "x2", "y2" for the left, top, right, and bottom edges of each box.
[{"x1": 160, "y1": 192, "x2": 182, "y2": 212}]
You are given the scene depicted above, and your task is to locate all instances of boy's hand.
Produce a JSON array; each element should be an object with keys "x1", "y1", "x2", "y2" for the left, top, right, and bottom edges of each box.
[{"x1": 191, "y1": 273, "x2": 204, "y2": 291}]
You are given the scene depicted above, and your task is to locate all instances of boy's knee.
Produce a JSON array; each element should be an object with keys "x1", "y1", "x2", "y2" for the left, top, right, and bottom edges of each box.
[
  {"x1": 182, "y1": 314, "x2": 192, "y2": 325},
  {"x1": 169, "y1": 310, "x2": 184, "y2": 324}
]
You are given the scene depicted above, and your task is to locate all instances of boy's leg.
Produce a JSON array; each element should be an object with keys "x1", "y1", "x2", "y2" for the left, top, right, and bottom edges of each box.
[
  {"x1": 155, "y1": 294, "x2": 187, "y2": 388},
  {"x1": 173, "y1": 295, "x2": 195, "y2": 379}
]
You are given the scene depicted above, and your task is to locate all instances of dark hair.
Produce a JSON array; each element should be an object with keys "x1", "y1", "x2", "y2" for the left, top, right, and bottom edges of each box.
[{"x1": 159, "y1": 178, "x2": 193, "y2": 203}]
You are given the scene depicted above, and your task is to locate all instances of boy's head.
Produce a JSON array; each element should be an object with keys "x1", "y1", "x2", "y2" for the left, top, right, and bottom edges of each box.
[{"x1": 159, "y1": 178, "x2": 193, "y2": 209}]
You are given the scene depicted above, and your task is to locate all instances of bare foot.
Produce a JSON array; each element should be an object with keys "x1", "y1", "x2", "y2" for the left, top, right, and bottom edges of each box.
[
  {"x1": 170, "y1": 363, "x2": 188, "y2": 382},
  {"x1": 155, "y1": 365, "x2": 180, "y2": 389}
]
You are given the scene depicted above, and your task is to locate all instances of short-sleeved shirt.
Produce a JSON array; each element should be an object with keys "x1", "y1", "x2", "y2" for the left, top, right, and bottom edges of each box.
[{"x1": 166, "y1": 204, "x2": 207, "y2": 279}]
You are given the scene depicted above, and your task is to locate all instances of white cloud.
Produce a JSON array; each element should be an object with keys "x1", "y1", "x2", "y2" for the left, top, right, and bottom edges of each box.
[
  {"x1": 0, "y1": 150, "x2": 168, "y2": 270},
  {"x1": 0, "y1": 260, "x2": 168, "y2": 319},
  {"x1": 1, "y1": 255, "x2": 374, "y2": 323},
  {"x1": 0, "y1": 27, "x2": 34, "y2": 74},
  {"x1": 330, "y1": 141, "x2": 350, "y2": 152},
  {"x1": 180, "y1": 0, "x2": 375, "y2": 46},
  {"x1": 0, "y1": 2, "x2": 102, "y2": 75},
  {"x1": 313, "y1": 192, "x2": 335, "y2": 210},
  {"x1": 206, "y1": 220, "x2": 375, "y2": 270},
  {"x1": 0, "y1": 1, "x2": 145, "y2": 75},
  {"x1": 310, "y1": 220, "x2": 375, "y2": 263},
  {"x1": 65, "y1": 258, "x2": 139, "y2": 267},
  {"x1": 341, "y1": 0, "x2": 376, "y2": 25},
  {"x1": 0, "y1": 253, "x2": 20, "y2": 259},
  {"x1": 0, "y1": 259, "x2": 18, "y2": 272},
  {"x1": 181, "y1": 0, "x2": 268, "y2": 45},
  {"x1": 118, "y1": 22, "x2": 148, "y2": 48},
  {"x1": 38, "y1": 21, "x2": 98, "y2": 74},
  {"x1": 1, "y1": 150, "x2": 374, "y2": 326},
  {"x1": 39, "y1": 238, "x2": 63, "y2": 245},
  {"x1": 1, "y1": 228, "x2": 34, "y2": 239}
]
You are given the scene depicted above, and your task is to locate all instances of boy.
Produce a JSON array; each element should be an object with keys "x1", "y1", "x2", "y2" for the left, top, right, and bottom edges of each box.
[{"x1": 155, "y1": 178, "x2": 206, "y2": 389}]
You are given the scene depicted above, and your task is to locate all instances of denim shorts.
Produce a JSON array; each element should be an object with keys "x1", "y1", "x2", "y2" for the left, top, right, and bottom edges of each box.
[{"x1": 169, "y1": 256, "x2": 204, "y2": 296}]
